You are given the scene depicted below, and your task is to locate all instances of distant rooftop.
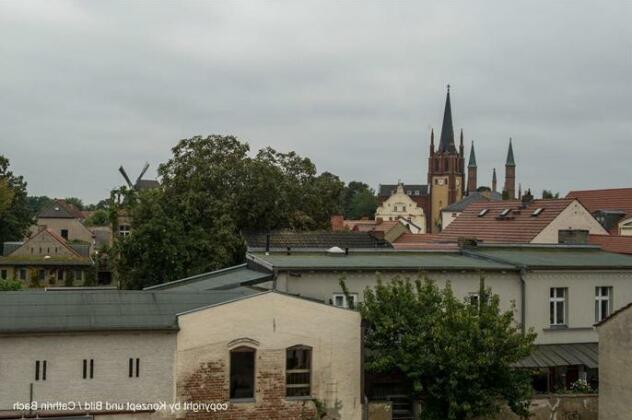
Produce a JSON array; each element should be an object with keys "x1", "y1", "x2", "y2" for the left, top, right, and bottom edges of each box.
[
  {"x1": 145, "y1": 264, "x2": 273, "y2": 291},
  {"x1": 243, "y1": 231, "x2": 392, "y2": 250},
  {"x1": 0, "y1": 289, "x2": 259, "y2": 334}
]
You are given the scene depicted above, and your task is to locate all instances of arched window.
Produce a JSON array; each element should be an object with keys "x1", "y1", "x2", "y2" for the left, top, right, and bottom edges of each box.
[
  {"x1": 286, "y1": 345, "x2": 312, "y2": 397},
  {"x1": 230, "y1": 346, "x2": 255, "y2": 400}
]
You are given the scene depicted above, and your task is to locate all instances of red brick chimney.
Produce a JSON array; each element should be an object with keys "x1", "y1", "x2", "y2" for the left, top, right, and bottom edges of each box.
[{"x1": 330, "y1": 215, "x2": 345, "y2": 231}]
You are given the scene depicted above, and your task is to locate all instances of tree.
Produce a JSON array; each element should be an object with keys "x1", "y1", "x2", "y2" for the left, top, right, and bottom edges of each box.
[
  {"x1": 84, "y1": 209, "x2": 109, "y2": 226},
  {"x1": 0, "y1": 156, "x2": 33, "y2": 244},
  {"x1": 357, "y1": 276, "x2": 536, "y2": 420},
  {"x1": 26, "y1": 195, "x2": 54, "y2": 215},
  {"x1": 341, "y1": 181, "x2": 377, "y2": 219},
  {"x1": 113, "y1": 135, "x2": 345, "y2": 289},
  {"x1": 0, "y1": 279, "x2": 22, "y2": 291},
  {"x1": 64, "y1": 197, "x2": 84, "y2": 210},
  {"x1": 542, "y1": 190, "x2": 559, "y2": 199}
]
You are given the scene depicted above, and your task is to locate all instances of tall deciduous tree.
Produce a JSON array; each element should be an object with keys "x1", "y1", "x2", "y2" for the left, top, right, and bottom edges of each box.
[
  {"x1": 0, "y1": 156, "x2": 33, "y2": 244},
  {"x1": 341, "y1": 181, "x2": 377, "y2": 219},
  {"x1": 114, "y1": 135, "x2": 345, "y2": 289},
  {"x1": 357, "y1": 277, "x2": 536, "y2": 420}
]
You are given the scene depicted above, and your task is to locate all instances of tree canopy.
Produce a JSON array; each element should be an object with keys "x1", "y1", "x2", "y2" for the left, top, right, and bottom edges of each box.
[
  {"x1": 341, "y1": 181, "x2": 378, "y2": 220},
  {"x1": 356, "y1": 276, "x2": 536, "y2": 420},
  {"x1": 113, "y1": 135, "x2": 346, "y2": 289},
  {"x1": 0, "y1": 156, "x2": 33, "y2": 244}
]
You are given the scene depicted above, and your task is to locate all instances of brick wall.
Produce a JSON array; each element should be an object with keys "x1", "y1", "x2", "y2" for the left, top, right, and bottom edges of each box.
[{"x1": 179, "y1": 350, "x2": 317, "y2": 420}]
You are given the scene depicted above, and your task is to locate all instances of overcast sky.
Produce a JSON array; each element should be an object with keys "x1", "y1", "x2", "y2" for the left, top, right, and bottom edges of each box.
[{"x1": 1, "y1": 1, "x2": 630, "y2": 203}]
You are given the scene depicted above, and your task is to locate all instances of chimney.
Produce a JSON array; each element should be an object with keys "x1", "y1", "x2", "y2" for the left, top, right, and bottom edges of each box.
[{"x1": 330, "y1": 215, "x2": 345, "y2": 231}]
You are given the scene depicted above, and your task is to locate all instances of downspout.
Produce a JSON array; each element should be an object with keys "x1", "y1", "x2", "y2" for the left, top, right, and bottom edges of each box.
[{"x1": 520, "y1": 267, "x2": 527, "y2": 335}]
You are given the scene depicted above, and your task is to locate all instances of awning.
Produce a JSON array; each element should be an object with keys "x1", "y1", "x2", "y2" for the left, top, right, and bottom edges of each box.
[{"x1": 514, "y1": 343, "x2": 598, "y2": 369}]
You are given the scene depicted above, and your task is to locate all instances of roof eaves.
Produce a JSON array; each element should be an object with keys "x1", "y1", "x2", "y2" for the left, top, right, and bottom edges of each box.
[{"x1": 143, "y1": 264, "x2": 249, "y2": 290}]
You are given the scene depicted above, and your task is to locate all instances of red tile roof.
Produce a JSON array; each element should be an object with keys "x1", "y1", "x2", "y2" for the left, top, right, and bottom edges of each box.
[
  {"x1": 393, "y1": 233, "x2": 442, "y2": 243},
  {"x1": 589, "y1": 235, "x2": 632, "y2": 255},
  {"x1": 567, "y1": 188, "x2": 632, "y2": 215},
  {"x1": 392, "y1": 233, "x2": 459, "y2": 250},
  {"x1": 438, "y1": 199, "x2": 576, "y2": 243}
]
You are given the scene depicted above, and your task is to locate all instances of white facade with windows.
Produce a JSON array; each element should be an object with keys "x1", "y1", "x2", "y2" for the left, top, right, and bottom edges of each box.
[{"x1": 375, "y1": 183, "x2": 426, "y2": 233}]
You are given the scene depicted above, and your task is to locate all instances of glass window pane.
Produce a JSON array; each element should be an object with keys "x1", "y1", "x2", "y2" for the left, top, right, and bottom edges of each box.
[
  {"x1": 230, "y1": 349, "x2": 255, "y2": 399},
  {"x1": 556, "y1": 301, "x2": 564, "y2": 325}
]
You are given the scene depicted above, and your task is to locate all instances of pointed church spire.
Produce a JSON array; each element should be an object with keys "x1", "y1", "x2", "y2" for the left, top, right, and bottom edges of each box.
[
  {"x1": 468, "y1": 141, "x2": 477, "y2": 168},
  {"x1": 438, "y1": 84, "x2": 456, "y2": 154},
  {"x1": 492, "y1": 168, "x2": 497, "y2": 192},
  {"x1": 506, "y1": 137, "x2": 516, "y2": 166}
]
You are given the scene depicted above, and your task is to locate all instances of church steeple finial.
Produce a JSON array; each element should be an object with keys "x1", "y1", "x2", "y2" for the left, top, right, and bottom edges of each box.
[
  {"x1": 438, "y1": 84, "x2": 456, "y2": 154},
  {"x1": 468, "y1": 141, "x2": 477, "y2": 168},
  {"x1": 506, "y1": 137, "x2": 516, "y2": 166}
]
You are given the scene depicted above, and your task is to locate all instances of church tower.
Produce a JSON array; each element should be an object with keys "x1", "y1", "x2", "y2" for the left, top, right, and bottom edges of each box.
[
  {"x1": 467, "y1": 141, "x2": 477, "y2": 194},
  {"x1": 503, "y1": 138, "x2": 516, "y2": 199},
  {"x1": 428, "y1": 85, "x2": 465, "y2": 232}
]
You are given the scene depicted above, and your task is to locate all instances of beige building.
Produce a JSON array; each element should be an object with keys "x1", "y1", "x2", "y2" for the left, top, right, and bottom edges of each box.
[
  {"x1": 0, "y1": 228, "x2": 93, "y2": 287},
  {"x1": 0, "y1": 289, "x2": 361, "y2": 420},
  {"x1": 597, "y1": 302, "x2": 632, "y2": 420},
  {"x1": 438, "y1": 198, "x2": 608, "y2": 244},
  {"x1": 32, "y1": 200, "x2": 95, "y2": 250},
  {"x1": 375, "y1": 183, "x2": 426, "y2": 233},
  {"x1": 241, "y1": 244, "x2": 632, "y2": 395}
]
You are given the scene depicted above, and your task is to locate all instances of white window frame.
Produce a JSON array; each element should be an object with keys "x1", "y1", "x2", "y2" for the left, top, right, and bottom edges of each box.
[
  {"x1": 550, "y1": 287, "x2": 567, "y2": 326},
  {"x1": 332, "y1": 293, "x2": 358, "y2": 309},
  {"x1": 468, "y1": 292, "x2": 480, "y2": 308},
  {"x1": 595, "y1": 286, "x2": 613, "y2": 322},
  {"x1": 119, "y1": 224, "x2": 131, "y2": 237}
]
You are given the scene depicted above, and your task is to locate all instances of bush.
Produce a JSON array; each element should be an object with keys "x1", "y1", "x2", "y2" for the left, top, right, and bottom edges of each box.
[{"x1": 0, "y1": 279, "x2": 22, "y2": 291}]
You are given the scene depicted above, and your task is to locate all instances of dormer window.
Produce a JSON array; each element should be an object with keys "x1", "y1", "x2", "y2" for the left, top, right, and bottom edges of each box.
[
  {"x1": 532, "y1": 208, "x2": 544, "y2": 217},
  {"x1": 478, "y1": 209, "x2": 489, "y2": 217}
]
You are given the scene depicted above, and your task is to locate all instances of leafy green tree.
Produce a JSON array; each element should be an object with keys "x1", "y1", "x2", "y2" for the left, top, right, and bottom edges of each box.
[
  {"x1": 113, "y1": 135, "x2": 345, "y2": 289},
  {"x1": 25, "y1": 195, "x2": 54, "y2": 215},
  {"x1": 84, "y1": 209, "x2": 109, "y2": 226},
  {"x1": 542, "y1": 190, "x2": 559, "y2": 199},
  {"x1": 0, "y1": 156, "x2": 33, "y2": 244},
  {"x1": 0, "y1": 279, "x2": 22, "y2": 291},
  {"x1": 357, "y1": 277, "x2": 536, "y2": 420},
  {"x1": 341, "y1": 181, "x2": 377, "y2": 219},
  {"x1": 64, "y1": 197, "x2": 84, "y2": 210}
]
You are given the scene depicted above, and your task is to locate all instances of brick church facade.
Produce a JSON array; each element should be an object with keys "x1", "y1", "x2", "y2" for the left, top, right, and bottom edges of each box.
[{"x1": 378, "y1": 86, "x2": 518, "y2": 232}]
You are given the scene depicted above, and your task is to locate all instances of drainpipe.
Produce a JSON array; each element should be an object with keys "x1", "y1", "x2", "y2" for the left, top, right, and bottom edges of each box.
[{"x1": 520, "y1": 267, "x2": 527, "y2": 335}]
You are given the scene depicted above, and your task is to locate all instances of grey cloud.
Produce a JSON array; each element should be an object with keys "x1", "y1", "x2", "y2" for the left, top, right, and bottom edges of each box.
[{"x1": 0, "y1": 1, "x2": 630, "y2": 202}]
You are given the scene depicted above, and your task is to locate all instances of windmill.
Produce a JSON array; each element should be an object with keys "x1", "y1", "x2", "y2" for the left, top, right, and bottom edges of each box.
[{"x1": 118, "y1": 162, "x2": 158, "y2": 191}]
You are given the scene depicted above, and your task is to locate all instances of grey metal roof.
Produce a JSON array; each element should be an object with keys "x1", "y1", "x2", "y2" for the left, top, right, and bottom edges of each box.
[
  {"x1": 468, "y1": 246, "x2": 632, "y2": 269},
  {"x1": 0, "y1": 289, "x2": 259, "y2": 334},
  {"x1": 144, "y1": 264, "x2": 273, "y2": 291},
  {"x1": 248, "y1": 250, "x2": 515, "y2": 272},
  {"x1": 378, "y1": 184, "x2": 428, "y2": 197},
  {"x1": 442, "y1": 191, "x2": 502, "y2": 212},
  {"x1": 514, "y1": 343, "x2": 598, "y2": 369},
  {"x1": 244, "y1": 231, "x2": 392, "y2": 250},
  {"x1": 2, "y1": 242, "x2": 22, "y2": 256},
  {"x1": 38, "y1": 200, "x2": 82, "y2": 219}
]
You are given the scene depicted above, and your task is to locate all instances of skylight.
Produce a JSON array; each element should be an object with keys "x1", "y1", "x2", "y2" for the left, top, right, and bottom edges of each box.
[
  {"x1": 478, "y1": 209, "x2": 489, "y2": 217},
  {"x1": 499, "y1": 208, "x2": 511, "y2": 217},
  {"x1": 532, "y1": 208, "x2": 544, "y2": 217}
]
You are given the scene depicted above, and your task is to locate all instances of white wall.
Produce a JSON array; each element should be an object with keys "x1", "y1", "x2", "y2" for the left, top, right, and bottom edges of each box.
[
  {"x1": 533, "y1": 200, "x2": 608, "y2": 243},
  {"x1": 525, "y1": 271, "x2": 632, "y2": 344},
  {"x1": 0, "y1": 332, "x2": 176, "y2": 411}
]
